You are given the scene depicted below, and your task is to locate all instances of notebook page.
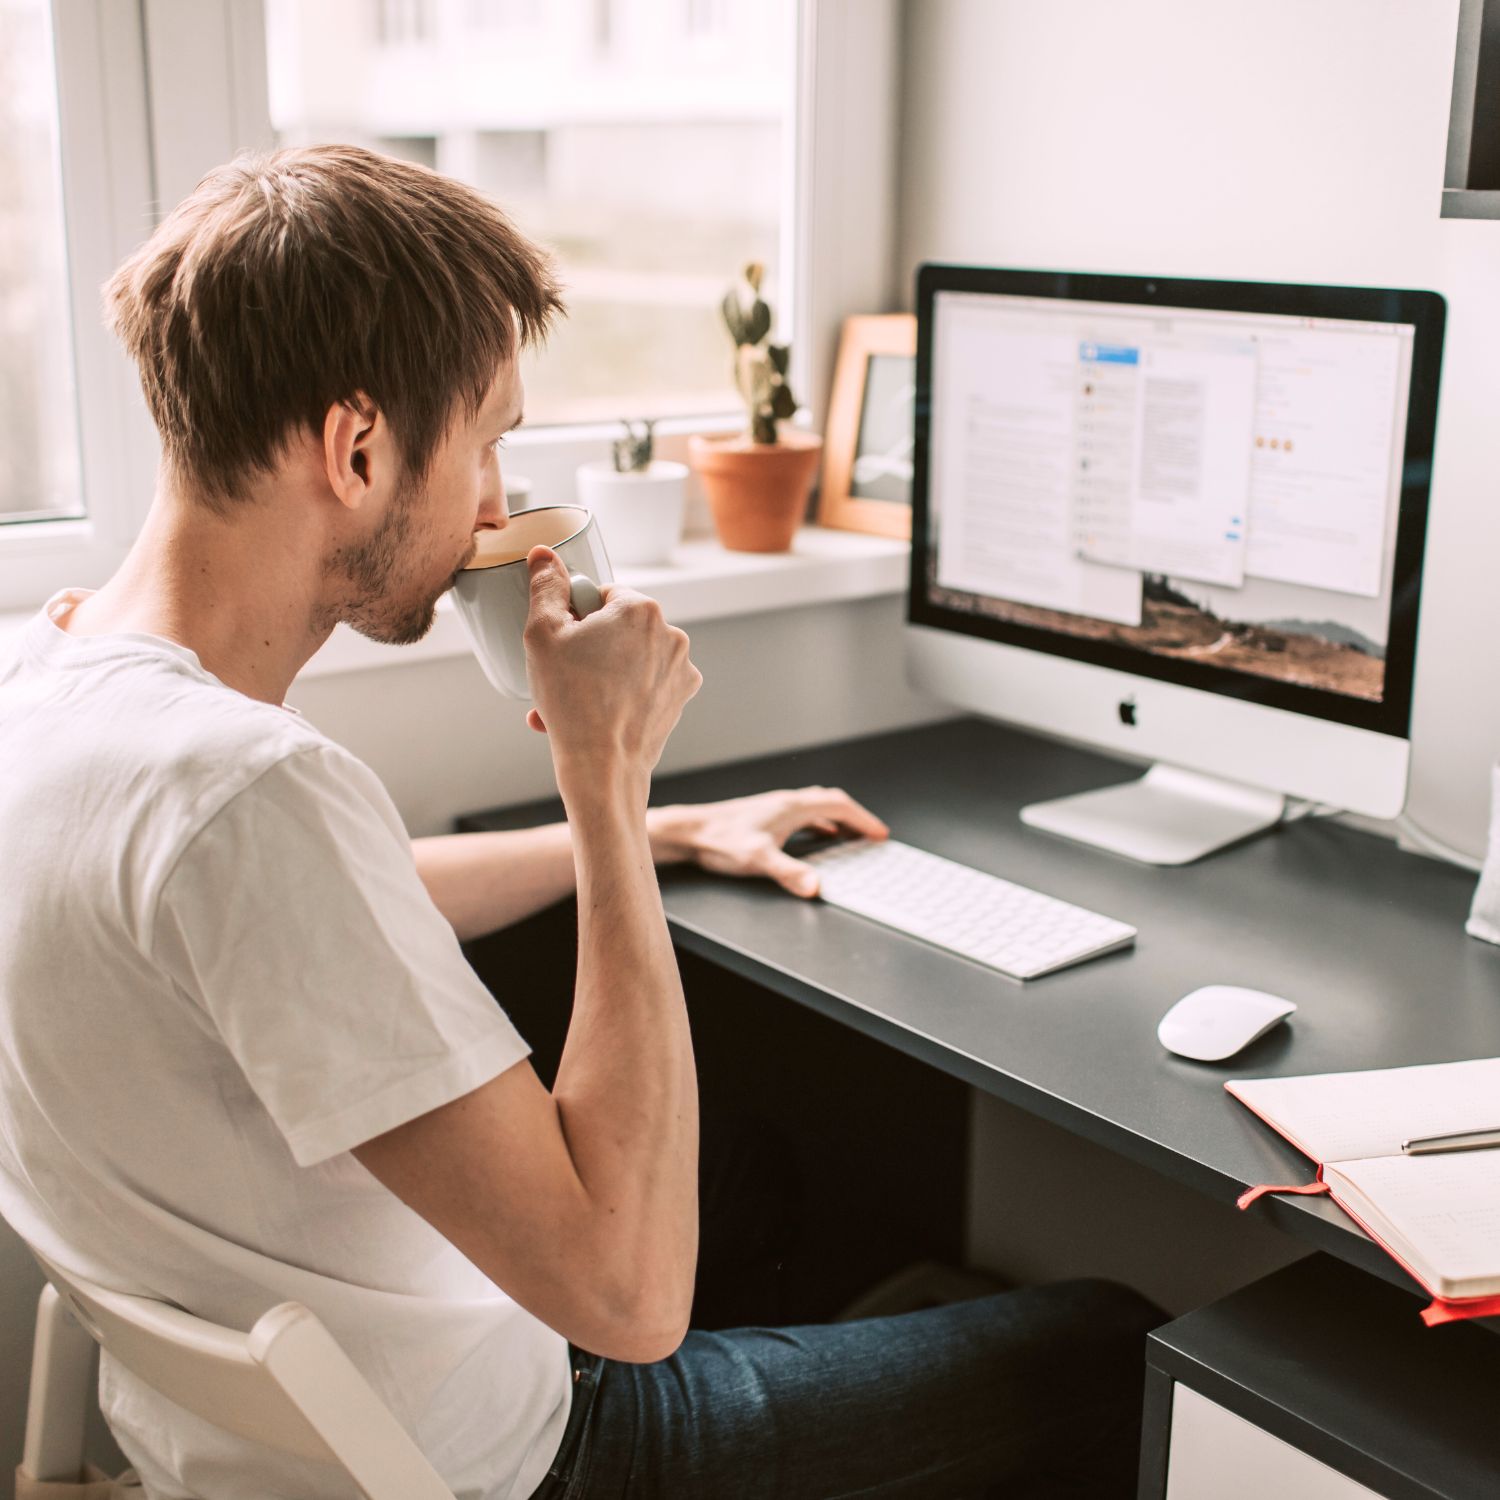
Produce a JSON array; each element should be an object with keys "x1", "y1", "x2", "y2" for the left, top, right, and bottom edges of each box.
[
  {"x1": 1228, "y1": 1057, "x2": 1500, "y2": 1164},
  {"x1": 1326, "y1": 1151, "x2": 1500, "y2": 1298}
]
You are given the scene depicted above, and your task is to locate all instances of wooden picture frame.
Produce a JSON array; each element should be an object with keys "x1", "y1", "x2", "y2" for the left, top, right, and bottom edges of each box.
[{"x1": 818, "y1": 313, "x2": 917, "y2": 539}]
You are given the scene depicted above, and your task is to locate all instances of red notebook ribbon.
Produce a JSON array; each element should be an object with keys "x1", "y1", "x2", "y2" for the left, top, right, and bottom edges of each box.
[{"x1": 1236, "y1": 1179, "x2": 1329, "y2": 1210}]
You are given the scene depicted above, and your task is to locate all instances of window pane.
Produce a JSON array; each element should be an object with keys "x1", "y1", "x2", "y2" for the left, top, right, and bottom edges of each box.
[
  {"x1": 0, "y1": 0, "x2": 83, "y2": 522},
  {"x1": 265, "y1": 0, "x2": 789, "y2": 427}
]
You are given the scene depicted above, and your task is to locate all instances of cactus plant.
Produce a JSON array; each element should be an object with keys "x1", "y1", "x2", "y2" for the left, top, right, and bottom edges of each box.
[
  {"x1": 721, "y1": 262, "x2": 799, "y2": 444},
  {"x1": 611, "y1": 418, "x2": 656, "y2": 474}
]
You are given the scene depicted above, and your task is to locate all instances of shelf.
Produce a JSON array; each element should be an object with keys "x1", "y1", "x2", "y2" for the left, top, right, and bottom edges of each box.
[{"x1": 294, "y1": 526, "x2": 911, "y2": 680}]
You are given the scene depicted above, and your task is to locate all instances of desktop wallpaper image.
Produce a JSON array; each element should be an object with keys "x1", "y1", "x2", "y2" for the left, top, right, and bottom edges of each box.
[{"x1": 927, "y1": 566, "x2": 1387, "y2": 702}]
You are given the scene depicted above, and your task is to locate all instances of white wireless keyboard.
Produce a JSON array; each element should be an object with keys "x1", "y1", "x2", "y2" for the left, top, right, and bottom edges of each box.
[{"x1": 804, "y1": 838, "x2": 1136, "y2": 981}]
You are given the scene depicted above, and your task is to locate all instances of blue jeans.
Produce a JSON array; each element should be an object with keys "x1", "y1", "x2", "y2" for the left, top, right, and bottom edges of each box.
[{"x1": 528, "y1": 1278, "x2": 1160, "y2": 1498}]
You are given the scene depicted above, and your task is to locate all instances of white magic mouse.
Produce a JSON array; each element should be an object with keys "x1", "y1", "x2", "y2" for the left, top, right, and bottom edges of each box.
[{"x1": 1157, "y1": 985, "x2": 1297, "y2": 1062}]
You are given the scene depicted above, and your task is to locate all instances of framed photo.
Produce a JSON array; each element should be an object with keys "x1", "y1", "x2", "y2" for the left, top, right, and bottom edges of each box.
[{"x1": 818, "y1": 313, "x2": 917, "y2": 539}]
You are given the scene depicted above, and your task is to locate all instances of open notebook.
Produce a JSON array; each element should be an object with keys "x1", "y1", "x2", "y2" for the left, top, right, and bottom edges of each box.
[{"x1": 1228, "y1": 1058, "x2": 1500, "y2": 1323}]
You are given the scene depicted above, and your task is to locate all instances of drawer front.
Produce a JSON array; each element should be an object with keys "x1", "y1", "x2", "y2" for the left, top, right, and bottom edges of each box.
[{"x1": 1166, "y1": 1384, "x2": 1383, "y2": 1500}]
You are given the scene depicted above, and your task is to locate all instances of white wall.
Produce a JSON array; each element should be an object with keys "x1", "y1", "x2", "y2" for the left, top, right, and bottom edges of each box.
[
  {"x1": 291, "y1": 594, "x2": 948, "y2": 836},
  {"x1": 897, "y1": 0, "x2": 1492, "y2": 862}
]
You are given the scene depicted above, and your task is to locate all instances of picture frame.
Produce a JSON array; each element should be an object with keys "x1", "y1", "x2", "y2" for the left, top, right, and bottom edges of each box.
[{"x1": 818, "y1": 313, "x2": 918, "y2": 539}]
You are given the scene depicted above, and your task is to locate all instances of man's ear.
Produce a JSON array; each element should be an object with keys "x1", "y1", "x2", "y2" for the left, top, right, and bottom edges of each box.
[{"x1": 322, "y1": 396, "x2": 385, "y2": 511}]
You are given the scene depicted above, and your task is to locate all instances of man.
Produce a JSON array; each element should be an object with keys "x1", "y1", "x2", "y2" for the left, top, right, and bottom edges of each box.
[{"x1": 0, "y1": 145, "x2": 1159, "y2": 1497}]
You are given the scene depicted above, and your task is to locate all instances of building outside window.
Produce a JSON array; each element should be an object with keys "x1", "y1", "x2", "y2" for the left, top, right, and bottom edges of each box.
[{"x1": 265, "y1": 0, "x2": 790, "y2": 427}]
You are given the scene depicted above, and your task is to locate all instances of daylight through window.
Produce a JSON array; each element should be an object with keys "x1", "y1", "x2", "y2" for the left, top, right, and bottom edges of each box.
[
  {"x1": 0, "y1": 0, "x2": 83, "y2": 524},
  {"x1": 265, "y1": 0, "x2": 790, "y2": 427}
]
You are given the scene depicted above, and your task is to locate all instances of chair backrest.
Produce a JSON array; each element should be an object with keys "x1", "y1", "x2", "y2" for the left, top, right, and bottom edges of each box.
[{"x1": 29, "y1": 1248, "x2": 454, "y2": 1500}]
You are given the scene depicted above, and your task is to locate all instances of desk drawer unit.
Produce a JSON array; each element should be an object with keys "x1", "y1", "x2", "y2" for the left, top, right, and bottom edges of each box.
[{"x1": 1138, "y1": 1255, "x2": 1500, "y2": 1500}]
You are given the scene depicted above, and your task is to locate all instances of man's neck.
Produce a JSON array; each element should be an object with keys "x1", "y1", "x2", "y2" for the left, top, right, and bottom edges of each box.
[{"x1": 65, "y1": 484, "x2": 334, "y2": 704}]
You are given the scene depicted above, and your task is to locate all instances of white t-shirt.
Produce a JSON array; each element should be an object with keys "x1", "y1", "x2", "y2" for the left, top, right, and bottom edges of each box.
[{"x1": 0, "y1": 592, "x2": 571, "y2": 1500}]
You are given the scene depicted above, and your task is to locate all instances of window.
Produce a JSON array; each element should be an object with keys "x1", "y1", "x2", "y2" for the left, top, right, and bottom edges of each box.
[
  {"x1": 0, "y1": 1, "x2": 155, "y2": 611},
  {"x1": 0, "y1": 0, "x2": 897, "y2": 617},
  {"x1": 0, "y1": 0, "x2": 82, "y2": 524},
  {"x1": 264, "y1": 0, "x2": 791, "y2": 427}
]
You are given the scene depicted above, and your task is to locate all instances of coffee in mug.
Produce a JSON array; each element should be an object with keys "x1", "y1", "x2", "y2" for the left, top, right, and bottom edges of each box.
[{"x1": 450, "y1": 504, "x2": 612, "y2": 699}]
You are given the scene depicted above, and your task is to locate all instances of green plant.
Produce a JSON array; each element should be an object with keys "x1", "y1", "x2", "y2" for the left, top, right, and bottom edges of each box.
[
  {"x1": 720, "y1": 262, "x2": 798, "y2": 444},
  {"x1": 611, "y1": 418, "x2": 656, "y2": 473}
]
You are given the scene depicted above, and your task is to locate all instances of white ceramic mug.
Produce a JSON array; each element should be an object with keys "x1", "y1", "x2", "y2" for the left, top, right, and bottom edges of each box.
[{"x1": 450, "y1": 505, "x2": 612, "y2": 699}]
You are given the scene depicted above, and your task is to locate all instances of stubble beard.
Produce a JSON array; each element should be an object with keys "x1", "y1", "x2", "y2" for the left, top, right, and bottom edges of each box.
[{"x1": 329, "y1": 474, "x2": 453, "y2": 647}]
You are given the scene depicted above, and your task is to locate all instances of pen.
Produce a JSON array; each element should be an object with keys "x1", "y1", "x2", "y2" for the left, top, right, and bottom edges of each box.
[{"x1": 1400, "y1": 1128, "x2": 1500, "y2": 1156}]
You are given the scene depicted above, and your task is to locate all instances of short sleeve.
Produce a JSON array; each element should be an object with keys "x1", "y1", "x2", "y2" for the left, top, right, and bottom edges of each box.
[{"x1": 152, "y1": 745, "x2": 530, "y2": 1167}]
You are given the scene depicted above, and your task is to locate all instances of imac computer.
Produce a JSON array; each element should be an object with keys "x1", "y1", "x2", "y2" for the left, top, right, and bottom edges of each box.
[{"x1": 906, "y1": 265, "x2": 1446, "y2": 865}]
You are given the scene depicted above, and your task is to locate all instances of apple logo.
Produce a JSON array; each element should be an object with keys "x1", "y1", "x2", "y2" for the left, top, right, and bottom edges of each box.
[{"x1": 1118, "y1": 697, "x2": 1138, "y2": 727}]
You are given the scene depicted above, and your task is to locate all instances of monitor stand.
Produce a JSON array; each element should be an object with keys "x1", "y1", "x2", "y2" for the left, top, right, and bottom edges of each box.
[{"x1": 1020, "y1": 764, "x2": 1287, "y2": 866}]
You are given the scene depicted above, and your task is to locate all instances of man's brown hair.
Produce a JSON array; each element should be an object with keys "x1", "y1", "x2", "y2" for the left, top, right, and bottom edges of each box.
[{"x1": 104, "y1": 144, "x2": 563, "y2": 508}]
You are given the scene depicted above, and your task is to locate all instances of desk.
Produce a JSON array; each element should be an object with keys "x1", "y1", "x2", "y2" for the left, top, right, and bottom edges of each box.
[{"x1": 461, "y1": 716, "x2": 1500, "y2": 1309}]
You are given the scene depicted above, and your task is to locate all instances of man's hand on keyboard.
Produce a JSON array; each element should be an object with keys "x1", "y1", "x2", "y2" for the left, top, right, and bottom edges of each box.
[{"x1": 659, "y1": 787, "x2": 889, "y2": 898}]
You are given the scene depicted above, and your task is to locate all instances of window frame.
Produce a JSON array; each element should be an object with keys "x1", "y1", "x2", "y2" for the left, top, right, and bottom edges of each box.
[
  {"x1": 0, "y1": 0, "x2": 901, "y2": 615},
  {"x1": 0, "y1": 0, "x2": 159, "y2": 610},
  {"x1": 1444, "y1": 0, "x2": 1500, "y2": 218}
]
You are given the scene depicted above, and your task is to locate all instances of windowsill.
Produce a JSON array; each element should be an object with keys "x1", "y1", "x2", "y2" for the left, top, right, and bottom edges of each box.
[
  {"x1": 298, "y1": 526, "x2": 911, "y2": 679},
  {"x1": 0, "y1": 527, "x2": 911, "y2": 680}
]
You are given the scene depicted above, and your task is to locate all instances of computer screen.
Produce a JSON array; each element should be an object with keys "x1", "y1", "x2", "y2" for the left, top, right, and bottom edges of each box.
[
  {"x1": 910, "y1": 268, "x2": 1445, "y2": 741},
  {"x1": 906, "y1": 270, "x2": 1446, "y2": 738}
]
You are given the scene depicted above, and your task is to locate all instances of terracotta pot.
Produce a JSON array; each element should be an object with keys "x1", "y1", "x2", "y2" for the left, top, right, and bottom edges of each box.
[{"x1": 688, "y1": 428, "x2": 823, "y2": 553}]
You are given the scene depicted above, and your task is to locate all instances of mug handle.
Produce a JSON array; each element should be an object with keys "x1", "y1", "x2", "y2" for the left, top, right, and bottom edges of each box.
[{"x1": 568, "y1": 572, "x2": 605, "y2": 619}]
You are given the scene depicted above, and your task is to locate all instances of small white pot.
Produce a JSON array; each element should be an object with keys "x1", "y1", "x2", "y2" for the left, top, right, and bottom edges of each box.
[{"x1": 575, "y1": 459, "x2": 689, "y2": 567}]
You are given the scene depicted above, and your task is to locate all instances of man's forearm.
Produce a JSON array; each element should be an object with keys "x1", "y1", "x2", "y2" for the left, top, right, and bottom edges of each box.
[
  {"x1": 550, "y1": 770, "x2": 699, "y2": 1345},
  {"x1": 412, "y1": 806, "x2": 701, "y2": 942},
  {"x1": 412, "y1": 825, "x2": 578, "y2": 941}
]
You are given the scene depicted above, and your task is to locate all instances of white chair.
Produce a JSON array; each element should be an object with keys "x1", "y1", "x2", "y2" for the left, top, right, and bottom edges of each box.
[{"x1": 21, "y1": 1248, "x2": 454, "y2": 1499}]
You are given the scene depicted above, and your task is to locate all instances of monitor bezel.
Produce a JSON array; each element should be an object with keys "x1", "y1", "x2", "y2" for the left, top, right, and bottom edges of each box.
[{"x1": 908, "y1": 264, "x2": 1446, "y2": 739}]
